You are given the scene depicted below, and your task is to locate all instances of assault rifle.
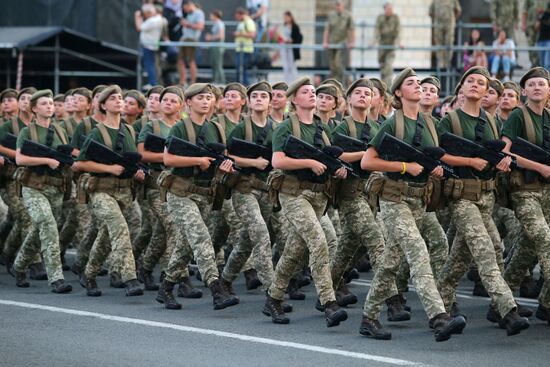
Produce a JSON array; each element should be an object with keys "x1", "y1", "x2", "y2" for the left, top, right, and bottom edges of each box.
[
  {"x1": 227, "y1": 137, "x2": 272, "y2": 173},
  {"x1": 332, "y1": 132, "x2": 368, "y2": 152},
  {"x1": 377, "y1": 133, "x2": 458, "y2": 178},
  {"x1": 511, "y1": 137, "x2": 550, "y2": 166},
  {"x1": 283, "y1": 135, "x2": 357, "y2": 181},
  {"x1": 143, "y1": 133, "x2": 166, "y2": 153},
  {"x1": 1, "y1": 133, "x2": 17, "y2": 150},
  {"x1": 166, "y1": 135, "x2": 240, "y2": 171},
  {"x1": 20, "y1": 140, "x2": 74, "y2": 166},
  {"x1": 86, "y1": 139, "x2": 149, "y2": 178},
  {"x1": 440, "y1": 132, "x2": 517, "y2": 169}
]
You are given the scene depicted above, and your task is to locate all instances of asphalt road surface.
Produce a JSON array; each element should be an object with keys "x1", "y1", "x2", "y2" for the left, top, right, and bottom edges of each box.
[{"x1": 0, "y1": 254, "x2": 548, "y2": 367}]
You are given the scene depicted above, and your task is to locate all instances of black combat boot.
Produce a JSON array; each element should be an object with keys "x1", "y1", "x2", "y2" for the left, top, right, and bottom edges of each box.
[
  {"x1": 286, "y1": 277, "x2": 306, "y2": 300},
  {"x1": 399, "y1": 292, "x2": 411, "y2": 312},
  {"x1": 209, "y1": 279, "x2": 239, "y2": 310},
  {"x1": 472, "y1": 280, "x2": 489, "y2": 297},
  {"x1": 156, "y1": 280, "x2": 182, "y2": 310},
  {"x1": 282, "y1": 302, "x2": 293, "y2": 313},
  {"x1": 138, "y1": 265, "x2": 159, "y2": 291},
  {"x1": 244, "y1": 269, "x2": 262, "y2": 290},
  {"x1": 385, "y1": 294, "x2": 411, "y2": 322},
  {"x1": 29, "y1": 262, "x2": 48, "y2": 280},
  {"x1": 356, "y1": 255, "x2": 371, "y2": 273},
  {"x1": 177, "y1": 277, "x2": 203, "y2": 298},
  {"x1": 70, "y1": 263, "x2": 83, "y2": 276},
  {"x1": 80, "y1": 274, "x2": 102, "y2": 297},
  {"x1": 519, "y1": 276, "x2": 539, "y2": 299},
  {"x1": 517, "y1": 304, "x2": 533, "y2": 318},
  {"x1": 324, "y1": 301, "x2": 348, "y2": 327},
  {"x1": 296, "y1": 269, "x2": 312, "y2": 287},
  {"x1": 109, "y1": 272, "x2": 125, "y2": 288},
  {"x1": 335, "y1": 283, "x2": 358, "y2": 307},
  {"x1": 536, "y1": 304, "x2": 550, "y2": 323},
  {"x1": 220, "y1": 277, "x2": 240, "y2": 301},
  {"x1": 10, "y1": 266, "x2": 29, "y2": 288},
  {"x1": 51, "y1": 279, "x2": 72, "y2": 294},
  {"x1": 499, "y1": 309, "x2": 530, "y2": 336},
  {"x1": 430, "y1": 313, "x2": 466, "y2": 342},
  {"x1": 263, "y1": 295, "x2": 290, "y2": 324},
  {"x1": 343, "y1": 268, "x2": 360, "y2": 284},
  {"x1": 359, "y1": 317, "x2": 392, "y2": 340},
  {"x1": 124, "y1": 279, "x2": 144, "y2": 296},
  {"x1": 450, "y1": 302, "x2": 467, "y2": 320}
]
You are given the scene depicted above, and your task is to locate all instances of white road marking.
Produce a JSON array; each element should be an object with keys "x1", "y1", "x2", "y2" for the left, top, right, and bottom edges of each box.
[{"x1": 0, "y1": 299, "x2": 432, "y2": 367}]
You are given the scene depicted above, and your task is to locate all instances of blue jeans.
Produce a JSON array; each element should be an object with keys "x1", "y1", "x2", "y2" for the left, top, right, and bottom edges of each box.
[
  {"x1": 142, "y1": 46, "x2": 157, "y2": 85},
  {"x1": 538, "y1": 40, "x2": 550, "y2": 71},
  {"x1": 490, "y1": 54, "x2": 511, "y2": 75},
  {"x1": 235, "y1": 52, "x2": 251, "y2": 85}
]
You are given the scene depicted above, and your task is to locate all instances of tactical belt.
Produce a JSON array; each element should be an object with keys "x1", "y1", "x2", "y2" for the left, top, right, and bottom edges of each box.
[
  {"x1": 86, "y1": 176, "x2": 133, "y2": 194},
  {"x1": 166, "y1": 175, "x2": 212, "y2": 198},
  {"x1": 234, "y1": 174, "x2": 268, "y2": 194},
  {"x1": 18, "y1": 170, "x2": 65, "y2": 190},
  {"x1": 338, "y1": 177, "x2": 366, "y2": 200},
  {"x1": 378, "y1": 178, "x2": 428, "y2": 203},
  {"x1": 0, "y1": 164, "x2": 16, "y2": 178},
  {"x1": 278, "y1": 174, "x2": 326, "y2": 196},
  {"x1": 444, "y1": 178, "x2": 495, "y2": 201},
  {"x1": 508, "y1": 170, "x2": 543, "y2": 192},
  {"x1": 145, "y1": 170, "x2": 162, "y2": 190}
]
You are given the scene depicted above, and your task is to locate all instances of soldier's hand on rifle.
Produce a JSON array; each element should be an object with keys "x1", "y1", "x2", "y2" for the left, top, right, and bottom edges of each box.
[
  {"x1": 405, "y1": 162, "x2": 423, "y2": 176},
  {"x1": 309, "y1": 160, "x2": 327, "y2": 176},
  {"x1": 47, "y1": 158, "x2": 60, "y2": 170},
  {"x1": 199, "y1": 157, "x2": 215, "y2": 171},
  {"x1": 334, "y1": 167, "x2": 348, "y2": 179},
  {"x1": 134, "y1": 169, "x2": 145, "y2": 182},
  {"x1": 538, "y1": 164, "x2": 550, "y2": 179},
  {"x1": 70, "y1": 162, "x2": 80, "y2": 172},
  {"x1": 219, "y1": 159, "x2": 235, "y2": 173},
  {"x1": 468, "y1": 157, "x2": 489, "y2": 171},
  {"x1": 430, "y1": 166, "x2": 443, "y2": 178},
  {"x1": 495, "y1": 156, "x2": 512, "y2": 172},
  {"x1": 111, "y1": 164, "x2": 125, "y2": 176},
  {"x1": 254, "y1": 157, "x2": 270, "y2": 170}
]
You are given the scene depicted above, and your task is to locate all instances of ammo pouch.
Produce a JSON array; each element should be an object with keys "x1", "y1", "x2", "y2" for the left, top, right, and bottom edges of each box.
[
  {"x1": 145, "y1": 170, "x2": 162, "y2": 190},
  {"x1": 266, "y1": 169, "x2": 285, "y2": 210},
  {"x1": 425, "y1": 176, "x2": 446, "y2": 212},
  {"x1": 365, "y1": 172, "x2": 385, "y2": 211},
  {"x1": 508, "y1": 169, "x2": 543, "y2": 192},
  {"x1": 158, "y1": 171, "x2": 212, "y2": 202},
  {"x1": 232, "y1": 174, "x2": 268, "y2": 194},
  {"x1": 374, "y1": 176, "x2": 427, "y2": 204},
  {"x1": 495, "y1": 172, "x2": 511, "y2": 208},
  {"x1": 337, "y1": 177, "x2": 366, "y2": 200},
  {"x1": 78, "y1": 174, "x2": 134, "y2": 203},
  {"x1": 14, "y1": 167, "x2": 70, "y2": 199},
  {"x1": 443, "y1": 178, "x2": 495, "y2": 202},
  {"x1": 276, "y1": 174, "x2": 327, "y2": 196}
]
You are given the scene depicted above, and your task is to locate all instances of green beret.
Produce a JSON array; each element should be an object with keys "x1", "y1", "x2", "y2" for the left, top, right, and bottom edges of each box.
[
  {"x1": 64, "y1": 89, "x2": 75, "y2": 99},
  {"x1": 160, "y1": 86, "x2": 184, "y2": 102},
  {"x1": 519, "y1": 66, "x2": 550, "y2": 88},
  {"x1": 458, "y1": 66, "x2": 491, "y2": 88},
  {"x1": 488, "y1": 78, "x2": 504, "y2": 96},
  {"x1": 420, "y1": 76, "x2": 441, "y2": 91},
  {"x1": 98, "y1": 85, "x2": 123, "y2": 107},
  {"x1": 271, "y1": 82, "x2": 288, "y2": 91},
  {"x1": 30, "y1": 89, "x2": 53, "y2": 108},
  {"x1": 391, "y1": 67, "x2": 417, "y2": 95},
  {"x1": 223, "y1": 82, "x2": 246, "y2": 98},
  {"x1": 454, "y1": 82, "x2": 463, "y2": 96},
  {"x1": 316, "y1": 84, "x2": 339, "y2": 100},
  {"x1": 286, "y1": 76, "x2": 313, "y2": 98},
  {"x1": 320, "y1": 78, "x2": 344, "y2": 96},
  {"x1": 369, "y1": 78, "x2": 387, "y2": 96},
  {"x1": 345, "y1": 78, "x2": 373, "y2": 98},
  {"x1": 18, "y1": 87, "x2": 38, "y2": 100},
  {"x1": 0, "y1": 88, "x2": 18, "y2": 101},
  {"x1": 441, "y1": 95, "x2": 454, "y2": 105},
  {"x1": 72, "y1": 87, "x2": 93, "y2": 102},
  {"x1": 503, "y1": 81, "x2": 520, "y2": 97},
  {"x1": 124, "y1": 89, "x2": 146, "y2": 108},
  {"x1": 92, "y1": 85, "x2": 107, "y2": 98},
  {"x1": 247, "y1": 81, "x2": 272, "y2": 98},
  {"x1": 184, "y1": 83, "x2": 213, "y2": 100},
  {"x1": 146, "y1": 85, "x2": 164, "y2": 98},
  {"x1": 53, "y1": 94, "x2": 65, "y2": 102}
]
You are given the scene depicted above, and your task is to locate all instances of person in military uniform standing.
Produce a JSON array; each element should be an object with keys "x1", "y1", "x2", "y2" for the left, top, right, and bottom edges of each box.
[
  {"x1": 76, "y1": 85, "x2": 145, "y2": 297},
  {"x1": 429, "y1": 0, "x2": 461, "y2": 70},
  {"x1": 359, "y1": 68, "x2": 466, "y2": 341},
  {"x1": 323, "y1": 1, "x2": 355, "y2": 84},
  {"x1": 10, "y1": 90, "x2": 72, "y2": 293},
  {"x1": 523, "y1": 0, "x2": 547, "y2": 67},
  {"x1": 263, "y1": 77, "x2": 348, "y2": 327},
  {"x1": 436, "y1": 67, "x2": 530, "y2": 336},
  {"x1": 371, "y1": 2, "x2": 402, "y2": 88},
  {"x1": 491, "y1": 0, "x2": 519, "y2": 40},
  {"x1": 501, "y1": 67, "x2": 550, "y2": 325}
]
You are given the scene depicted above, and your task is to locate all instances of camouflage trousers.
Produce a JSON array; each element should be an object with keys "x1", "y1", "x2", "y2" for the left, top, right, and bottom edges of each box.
[
  {"x1": 0, "y1": 179, "x2": 35, "y2": 259},
  {"x1": 331, "y1": 195, "x2": 386, "y2": 289},
  {"x1": 270, "y1": 209, "x2": 291, "y2": 265},
  {"x1": 84, "y1": 189, "x2": 137, "y2": 282},
  {"x1": 493, "y1": 204, "x2": 522, "y2": 255},
  {"x1": 326, "y1": 206, "x2": 342, "y2": 239},
  {"x1": 72, "y1": 203, "x2": 97, "y2": 271},
  {"x1": 504, "y1": 189, "x2": 550, "y2": 308},
  {"x1": 364, "y1": 196, "x2": 446, "y2": 320},
  {"x1": 269, "y1": 190, "x2": 335, "y2": 305},
  {"x1": 58, "y1": 198, "x2": 77, "y2": 253},
  {"x1": 378, "y1": 49, "x2": 395, "y2": 88},
  {"x1": 141, "y1": 188, "x2": 180, "y2": 274},
  {"x1": 14, "y1": 185, "x2": 64, "y2": 283},
  {"x1": 436, "y1": 207, "x2": 452, "y2": 232},
  {"x1": 132, "y1": 191, "x2": 153, "y2": 260},
  {"x1": 438, "y1": 192, "x2": 516, "y2": 317},
  {"x1": 396, "y1": 211, "x2": 449, "y2": 291},
  {"x1": 327, "y1": 48, "x2": 345, "y2": 84},
  {"x1": 125, "y1": 199, "x2": 142, "y2": 245},
  {"x1": 165, "y1": 192, "x2": 219, "y2": 286},
  {"x1": 433, "y1": 21, "x2": 455, "y2": 69},
  {"x1": 222, "y1": 188, "x2": 274, "y2": 288}
]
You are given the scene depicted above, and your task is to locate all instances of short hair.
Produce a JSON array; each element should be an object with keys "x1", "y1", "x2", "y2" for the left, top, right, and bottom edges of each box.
[{"x1": 141, "y1": 4, "x2": 155, "y2": 13}]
